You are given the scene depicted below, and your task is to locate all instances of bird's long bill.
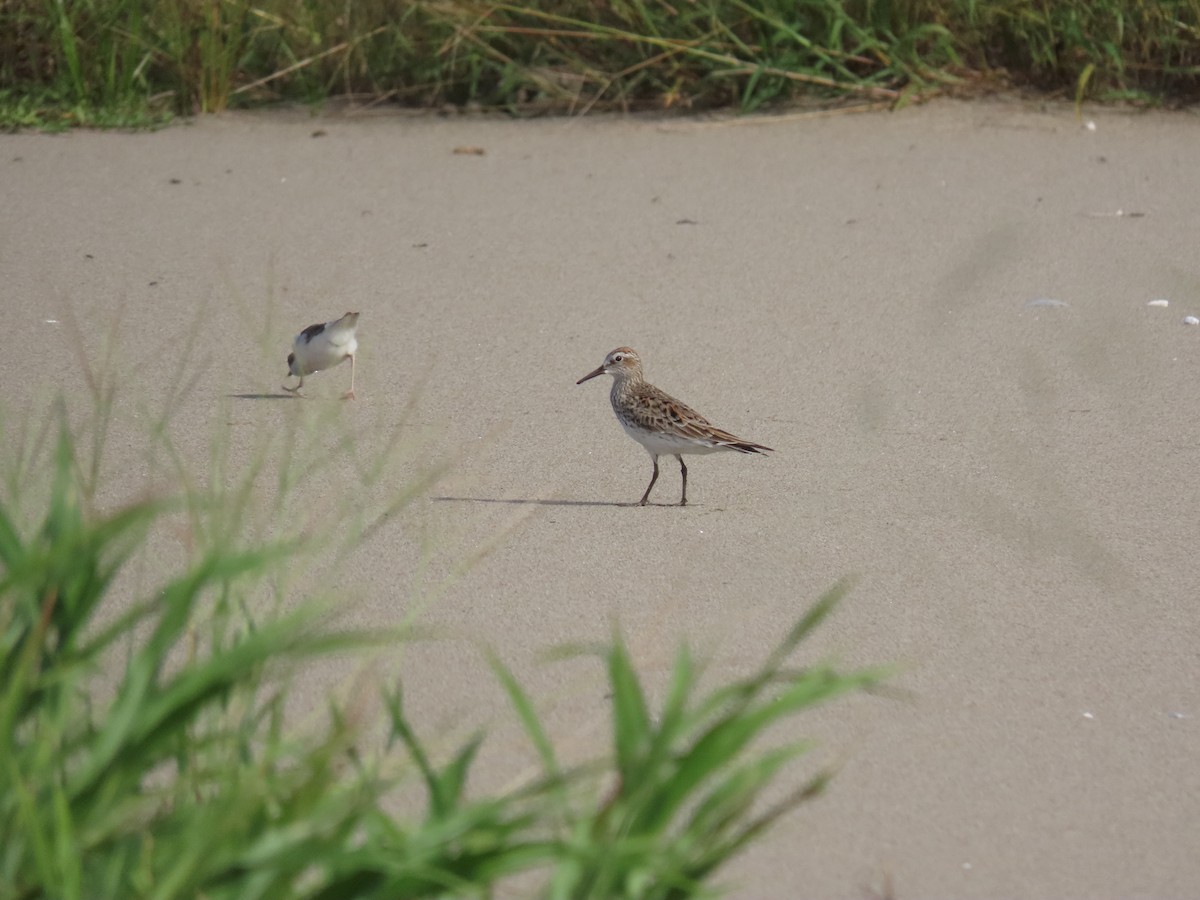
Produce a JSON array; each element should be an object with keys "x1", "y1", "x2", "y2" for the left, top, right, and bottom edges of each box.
[{"x1": 576, "y1": 365, "x2": 606, "y2": 385}]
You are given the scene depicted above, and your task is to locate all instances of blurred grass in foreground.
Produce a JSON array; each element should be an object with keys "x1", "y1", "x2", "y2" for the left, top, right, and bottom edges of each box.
[
  {"x1": 0, "y1": 393, "x2": 885, "y2": 898},
  {"x1": 2, "y1": 0, "x2": 1199, "y2": 128}
]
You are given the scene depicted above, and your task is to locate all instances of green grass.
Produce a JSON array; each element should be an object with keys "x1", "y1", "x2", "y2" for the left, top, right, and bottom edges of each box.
[
  {"x1": 0, "y1": 388, "x2": 887, "y2": 899},
  {"x1": 0, "y1": 85, "x2": 172, "y2": 130},
  {"x1": 2, "y1": 0, "x2": 1199, "y2": 128}
]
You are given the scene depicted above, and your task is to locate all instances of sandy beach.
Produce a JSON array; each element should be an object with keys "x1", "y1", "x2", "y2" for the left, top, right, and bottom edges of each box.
[{"x1": 2, "y1": 98, "x2": 1199, "y2": 898}]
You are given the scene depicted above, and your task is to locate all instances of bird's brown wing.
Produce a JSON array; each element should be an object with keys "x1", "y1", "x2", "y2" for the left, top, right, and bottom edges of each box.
[{"x1": 628, "y1": 384, "x2": 773, "y2": 454}]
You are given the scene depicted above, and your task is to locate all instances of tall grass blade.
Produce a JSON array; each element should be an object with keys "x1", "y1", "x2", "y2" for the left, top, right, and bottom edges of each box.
[
  {"x1": 488, "y1": 649, "x2": 562, "y2": 781},
  {"x1": 607, "y1": 630, "x2": 652, "y2": 787}
]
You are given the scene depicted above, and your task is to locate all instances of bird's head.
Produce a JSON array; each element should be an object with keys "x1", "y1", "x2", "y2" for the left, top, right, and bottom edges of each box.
[{"x1": 576, "y1": 347, "x2": 643, "y2": 385}]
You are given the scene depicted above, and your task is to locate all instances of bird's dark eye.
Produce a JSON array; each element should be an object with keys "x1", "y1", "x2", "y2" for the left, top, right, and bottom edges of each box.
[{"x1": 613, "y1": 354, "x2": 623, "y2": 362}]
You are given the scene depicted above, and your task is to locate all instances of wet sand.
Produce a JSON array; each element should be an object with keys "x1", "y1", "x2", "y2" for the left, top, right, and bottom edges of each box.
[{"x1": 2, "y1": 99, "x2": 1199, "y2": 898}]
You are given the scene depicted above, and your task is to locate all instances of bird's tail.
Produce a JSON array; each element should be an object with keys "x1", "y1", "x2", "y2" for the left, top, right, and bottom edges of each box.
[
  {"x1": 726, "y1": 440, "x2": 773, "y2": 455},
  {"x1": 709, "y1": 427, "x2": 773, "y2": 454}
]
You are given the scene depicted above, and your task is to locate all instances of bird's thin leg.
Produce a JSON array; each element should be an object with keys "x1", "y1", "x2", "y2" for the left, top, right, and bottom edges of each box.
[
  {"x1": 638, "y1": 456, "x2": 660, "y2": 506},
  {"x1": 283, "y1": 376, "x2": 304, "y2": 395},
  {"x1": 343, "y1": 354, "x2": 356, "y2": 400},
  {"x1": 676, "y1": 454, "x2": 688, "y2": 506}
]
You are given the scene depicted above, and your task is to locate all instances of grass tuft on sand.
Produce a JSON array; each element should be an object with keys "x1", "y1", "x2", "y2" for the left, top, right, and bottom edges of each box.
[{"x1": 0, "y1": 389, "x2": 886, "y2": 898}]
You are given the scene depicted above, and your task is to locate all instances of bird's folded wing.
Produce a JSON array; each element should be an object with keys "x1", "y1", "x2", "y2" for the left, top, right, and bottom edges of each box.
[{"x1": 630, "y1": 386, "x2": 771, "y2": 452}]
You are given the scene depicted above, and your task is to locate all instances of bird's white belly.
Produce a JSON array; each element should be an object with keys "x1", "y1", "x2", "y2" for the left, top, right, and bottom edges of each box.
[
  {"x1": 619, "y1": 419, "x2": 722, "y2": 456},
  {"x1": 294, "y1": 336, "x2": 356, "y2": 375}
]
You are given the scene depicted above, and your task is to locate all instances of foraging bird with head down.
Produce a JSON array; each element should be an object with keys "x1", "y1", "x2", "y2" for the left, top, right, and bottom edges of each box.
[
  {"x1": 283, "y1": 311, "x2": 359, "y2": 399},
  {"x1": 576, "y1": 347, "x2": 773, "y2": 506}
]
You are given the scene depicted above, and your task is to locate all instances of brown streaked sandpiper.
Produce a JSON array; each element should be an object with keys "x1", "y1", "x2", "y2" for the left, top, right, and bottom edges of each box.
[
  {"x1": 576, "y1": 347, "x2": 773, "y2": 506},
  {"x1": 283, "y1": 311, "x2": 359, "y2": 399}
]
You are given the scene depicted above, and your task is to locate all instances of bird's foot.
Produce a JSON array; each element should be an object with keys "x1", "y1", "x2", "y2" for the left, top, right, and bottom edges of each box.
[
  {"x1": 341, "y1": 390, "x2": 356, "y2": 400},
  {"x1": 282, "y1": 383, "x2": 302, "y2": 395}
]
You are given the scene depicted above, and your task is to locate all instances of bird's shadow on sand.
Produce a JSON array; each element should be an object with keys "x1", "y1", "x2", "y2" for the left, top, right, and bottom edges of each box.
[
  {"x1": 432, "y1": 495, "x2": 669, "y2": 509},
  {"x1": 227, "y1": 392, "x2": 301, "y2": 401}
]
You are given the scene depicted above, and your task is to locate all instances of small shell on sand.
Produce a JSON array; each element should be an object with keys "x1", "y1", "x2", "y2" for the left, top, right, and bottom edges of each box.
[
  {"x1": 1184, "y1": 316, "x2": 1199, "y2": 326},
  {"x1": 1147, "y1": 299, "x2": 1169, "y2": 307}
]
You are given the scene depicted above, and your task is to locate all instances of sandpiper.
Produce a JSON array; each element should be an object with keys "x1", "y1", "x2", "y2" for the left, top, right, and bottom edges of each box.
[
  {"x1": 283, "y1": 311, "x2": 359, "y2": 398},
  {"x1": 576, "y1": 347, "x2": 773, "y2": 506}
]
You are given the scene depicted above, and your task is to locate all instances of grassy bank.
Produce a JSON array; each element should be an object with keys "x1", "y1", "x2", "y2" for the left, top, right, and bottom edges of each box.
[{"x1": 2, "y1": 0, "x2": 1199, "y2": 128}]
